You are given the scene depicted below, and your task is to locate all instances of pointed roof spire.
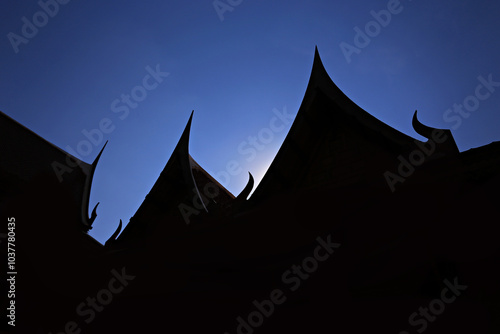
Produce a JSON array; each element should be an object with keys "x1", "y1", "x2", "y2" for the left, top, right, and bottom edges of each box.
[
  {"x1": 115, "y1": 111, "x2": 205, "y2": 246},
  {"x1": 312, "y1": 46, "x2": 326, "y2": 72},
  {"x1": 172, "y1": 110, "x2": 194, "y2": 156},
  {"x1": 307, "y1": 46, "x2": 332, "y2": 93}
]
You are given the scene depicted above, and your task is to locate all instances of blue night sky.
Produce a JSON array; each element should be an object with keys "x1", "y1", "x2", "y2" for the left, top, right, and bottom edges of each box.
[{"x1": 1, "y1": 0, "x2": 499, "y2": 244}]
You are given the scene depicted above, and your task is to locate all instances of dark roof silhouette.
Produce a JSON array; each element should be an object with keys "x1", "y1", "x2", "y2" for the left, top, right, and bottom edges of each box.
[
  {"x1": 2, "y1": 47, "x2": 500, "y2": 334},
  {"x1": 251, "y1": 47, "x2": 460, "y2": 202},
  {"x1": 0, "y1": 111, "x2": 104, "y2": 235}
]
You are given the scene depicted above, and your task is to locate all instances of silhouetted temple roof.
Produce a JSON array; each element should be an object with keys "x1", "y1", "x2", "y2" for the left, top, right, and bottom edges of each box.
[
  {"x1": 249, "y1": 47, "x2": 460, "y2": 202},
  {"x1": 2, "y1": 47, "x2": 499, "y2": 247},
  {"x1": 3, "y1": 47, "x2": 500, "y2": 334},
  {"x1": 114, "y1": 111, "x2": 238, "y2": 247},
  {"x1": 0, "y1": 110, "x2": 104, "y2": 234}
]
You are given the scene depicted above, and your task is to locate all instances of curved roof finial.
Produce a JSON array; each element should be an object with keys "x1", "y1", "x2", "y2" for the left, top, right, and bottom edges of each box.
[
  {"x1": 236, "y1": 172, "x2": 254, "y2": 201},
  {"x1": 412, "y1": 110, "x2": 459, "y2": 154},
  {"x1": 82, "y1": 141, "x2": 108, "y2": 232},
  {"x1": 92, "y1": 140, "x2": 108, "y2": 167},
  {"x1": 86, "y1": 202, "x2": 100, "y2": 230},
  {"x1": 104, "y1": 219, "x2": 122, "y2": 247},
  {"x1": 412, "y1": 110, "x2": 436, "y2": 140}
]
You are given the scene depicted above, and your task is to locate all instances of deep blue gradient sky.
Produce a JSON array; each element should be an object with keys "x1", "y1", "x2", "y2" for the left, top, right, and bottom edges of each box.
[{"x1": 1, "y1": 0, "x2": 499, "y2": 244}]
